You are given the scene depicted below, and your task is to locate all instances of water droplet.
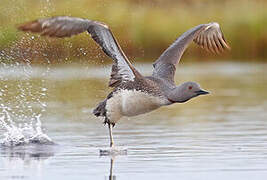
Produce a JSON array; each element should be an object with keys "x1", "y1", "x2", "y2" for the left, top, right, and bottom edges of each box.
[{"x1": 41, "y1": 88, "x2": 47, "y2": 92}]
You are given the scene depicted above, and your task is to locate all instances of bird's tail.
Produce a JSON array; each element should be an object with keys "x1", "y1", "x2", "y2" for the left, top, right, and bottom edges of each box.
[{"x1": 93, "y1": 100, "x2": 107, "y2": 117}]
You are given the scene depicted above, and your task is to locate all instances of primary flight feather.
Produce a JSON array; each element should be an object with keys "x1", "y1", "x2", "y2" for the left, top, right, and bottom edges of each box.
[{"x1": 18, "y1": 16, "x2": 230, "y2": 148}]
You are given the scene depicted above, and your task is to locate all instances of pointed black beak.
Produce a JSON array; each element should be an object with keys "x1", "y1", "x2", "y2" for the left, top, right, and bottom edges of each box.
[{"x1": 195, "y1": 90, "x2": 209, "y2": 95}]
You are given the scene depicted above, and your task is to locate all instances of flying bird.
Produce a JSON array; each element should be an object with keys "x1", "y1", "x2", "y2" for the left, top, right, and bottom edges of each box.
[{"x1": 18, "y1": 16, "x2": 230, "y2": 148}]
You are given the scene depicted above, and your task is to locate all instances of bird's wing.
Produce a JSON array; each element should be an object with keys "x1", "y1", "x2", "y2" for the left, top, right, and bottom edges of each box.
[
  {"x1": 152, "y1": 22, "x2": 230, "y2": 83},
  {"x1": 18, "y1": 16, "x2": 142, "y2": 87}
]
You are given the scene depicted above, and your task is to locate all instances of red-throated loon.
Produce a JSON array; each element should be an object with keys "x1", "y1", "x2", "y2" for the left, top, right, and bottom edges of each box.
[{"x1": 18, "y1": 16, "x2": 230, "y2": 148}]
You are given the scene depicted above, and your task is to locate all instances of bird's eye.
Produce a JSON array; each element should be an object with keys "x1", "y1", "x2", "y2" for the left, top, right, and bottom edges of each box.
[{"x1": 188, "y1": 86, "x2": 192, "y2": 90}]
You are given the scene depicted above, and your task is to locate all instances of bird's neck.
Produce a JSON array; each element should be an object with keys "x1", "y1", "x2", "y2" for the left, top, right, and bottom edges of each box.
[{"x1": 167, "y1": 86, "x2": 189, "y2": 103}]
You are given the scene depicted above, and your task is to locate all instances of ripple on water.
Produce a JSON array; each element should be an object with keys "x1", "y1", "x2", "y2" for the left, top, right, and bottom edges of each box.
[{"x1": 0, "y1": 63, "x2": 267, "y2": 179}]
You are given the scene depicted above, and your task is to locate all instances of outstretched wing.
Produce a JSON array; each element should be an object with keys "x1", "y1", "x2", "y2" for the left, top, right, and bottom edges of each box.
[
  {"x1": 152, "y1": 22, "x2": 230, "y2": 83},
  {"x1": 18, "y1": 16, "x2": 141, "y2": 87}
]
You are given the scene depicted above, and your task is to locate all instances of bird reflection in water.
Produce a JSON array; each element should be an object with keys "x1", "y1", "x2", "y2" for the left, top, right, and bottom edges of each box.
[
  {"x1": 108, "y1": 157, "x2": 116, "y2": 180},
  {"x1": 101, "y1": 147, "x2": 127, "y2": 179}
]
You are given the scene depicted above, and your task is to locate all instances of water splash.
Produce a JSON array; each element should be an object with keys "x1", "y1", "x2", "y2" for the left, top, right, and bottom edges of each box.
[
  {"x1": 0, "y1": 65, "x2": 53, "y2": 147},
  {"x1": 0, "y1": 31, "x2": 53, "y2": 147},
  {"x1": 0, "y1": 108, "x2": 53, "y2": 147}
]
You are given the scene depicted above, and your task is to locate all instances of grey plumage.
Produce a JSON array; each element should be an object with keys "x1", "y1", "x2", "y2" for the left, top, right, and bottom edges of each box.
[
  {"x1": 18, "y1": 17, "x2": 229, "y2": 89},
  {"x1": 152, "y1": 22, "x2": 230, "y2": 83},
  {"x1": 18, "y1": 16, "x2": 229, "y2": 147},
  {"x1": 18, "y1": 16, "x2": 141, "y2": 88}
]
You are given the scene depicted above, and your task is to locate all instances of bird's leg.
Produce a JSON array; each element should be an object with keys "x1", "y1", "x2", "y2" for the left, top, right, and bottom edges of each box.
[{"x1": 108, "y1": 122, "x2": 114, "y2": 148}]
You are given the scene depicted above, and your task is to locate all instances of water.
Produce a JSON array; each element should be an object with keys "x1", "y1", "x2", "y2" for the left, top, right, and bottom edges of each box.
[{"x1": 0, "y1": 62, "x2": 267, "y2": 180}]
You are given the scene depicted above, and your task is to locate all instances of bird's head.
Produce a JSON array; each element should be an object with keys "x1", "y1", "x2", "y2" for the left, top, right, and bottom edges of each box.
[{"x1": 167, "y1": 81, "x2": 209, "y2": 103}]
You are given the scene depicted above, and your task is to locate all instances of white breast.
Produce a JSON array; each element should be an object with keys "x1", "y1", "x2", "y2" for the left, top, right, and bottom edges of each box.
[
  {"x1": 105, "y1": 89, "x2": 167, "y2": 123},
  {"x1": 121, "y1": 89, "x2": 165, "y2": 116}
]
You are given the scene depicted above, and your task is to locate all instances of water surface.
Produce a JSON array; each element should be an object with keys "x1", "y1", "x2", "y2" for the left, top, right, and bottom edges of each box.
[{"x1": 0, "y1": 62, "x2": 267, "y2": 180}]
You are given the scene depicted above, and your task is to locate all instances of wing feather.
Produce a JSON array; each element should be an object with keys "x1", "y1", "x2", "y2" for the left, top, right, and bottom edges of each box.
[
  {"x1": 18, "y1": 16, "x2": 141, "y2": 87},
  {"x1": 153, "y1": 22, "x2": 230, "y2": 83}
]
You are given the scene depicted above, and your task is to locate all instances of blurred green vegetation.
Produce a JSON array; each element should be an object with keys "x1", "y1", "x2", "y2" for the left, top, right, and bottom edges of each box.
[{"x1": 0, "y1": 0, "x2": 267, "y2": 64}]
